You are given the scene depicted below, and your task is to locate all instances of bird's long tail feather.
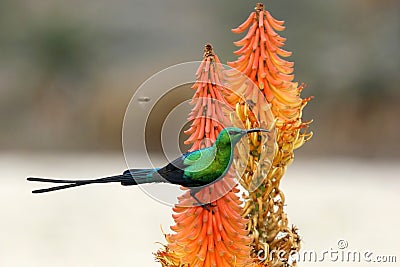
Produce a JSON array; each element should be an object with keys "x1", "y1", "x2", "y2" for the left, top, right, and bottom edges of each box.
[{"x1": 27, "y1": 169, "x2": 157, "y2": 194}]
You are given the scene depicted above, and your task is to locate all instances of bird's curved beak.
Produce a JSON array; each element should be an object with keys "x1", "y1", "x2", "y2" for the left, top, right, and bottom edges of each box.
[{"x1": 244, "y1": 128, "x2": 270, "y2": 134}]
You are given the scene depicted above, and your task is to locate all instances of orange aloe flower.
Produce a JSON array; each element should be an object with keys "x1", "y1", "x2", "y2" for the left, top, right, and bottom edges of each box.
[
  {"x1": 184, "y1": 44, "x2": 231, "y2": 152},
  {"x1": 227, "y1": 2, "x2": 312, "y2": 124},
  {"x1": 156, "y1": 44, "x2": 253, "y2": 267},
  {"x1": 225, "y1": 3, "x2": 312, "y2": 266}
]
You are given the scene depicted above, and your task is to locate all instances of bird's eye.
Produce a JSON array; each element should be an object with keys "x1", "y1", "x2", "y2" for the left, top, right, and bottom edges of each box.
[{"x1": 228, "y1": 130, "x2": 240, "y2": 135}]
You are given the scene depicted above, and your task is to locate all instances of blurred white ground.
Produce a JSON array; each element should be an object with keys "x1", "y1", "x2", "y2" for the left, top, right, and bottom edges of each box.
[{"x1": 0, "y1": 152, "x2": 399, "y2": 267}]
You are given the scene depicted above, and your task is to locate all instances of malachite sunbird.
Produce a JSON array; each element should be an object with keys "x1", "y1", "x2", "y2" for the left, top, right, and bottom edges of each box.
[{"x1": 28, "y1": 127, "x2": 269, "y2": 206}]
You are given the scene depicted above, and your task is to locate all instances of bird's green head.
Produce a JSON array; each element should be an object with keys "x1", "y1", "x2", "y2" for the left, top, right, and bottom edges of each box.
[{"x1": 216, "y1": 127, "x2": 269, "y2": 147}]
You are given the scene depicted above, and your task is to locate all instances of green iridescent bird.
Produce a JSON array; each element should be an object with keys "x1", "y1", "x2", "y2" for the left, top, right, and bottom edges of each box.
[{"x1": 28, "y1": 127, "x2": 269, "y2": 205}]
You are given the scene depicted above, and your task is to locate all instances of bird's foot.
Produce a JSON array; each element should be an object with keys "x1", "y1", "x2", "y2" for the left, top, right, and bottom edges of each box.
[
  {"x1": 205, "y1": 203, "x2": 217, "y2": 212},
  {"x1": 194, "y1": 202, "x2": 215, "y2": 212},
  {"x1": 190, "y1": 191, "x2": 215, "y2": 212}
]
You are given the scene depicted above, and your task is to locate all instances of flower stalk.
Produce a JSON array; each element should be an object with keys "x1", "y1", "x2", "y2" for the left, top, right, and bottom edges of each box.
[
  {"x1": 156, "y1": 44, "x2": 253, "y2": 267},
  {"x1": 226, "y1": 3, "x2": 313, "y2": 266}
]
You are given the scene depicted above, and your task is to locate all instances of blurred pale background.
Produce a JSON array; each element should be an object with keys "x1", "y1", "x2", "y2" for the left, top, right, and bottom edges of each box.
[{"x1": 1, "y1": 0, "x2": 399, "y2": 266}]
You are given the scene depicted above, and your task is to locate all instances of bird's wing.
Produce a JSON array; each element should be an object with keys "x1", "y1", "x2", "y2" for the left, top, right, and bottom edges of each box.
[
  {"x1": 156, "y1": 147, "x2": 215, "y2": 187},
  {"x1": 156, "y1": 154, "x2": 189, "y2": 185},
  {"x1": 183, "y1": 147, "x2": 216, "y2": 173},
  {"x1": 167, "y1": 154, "x2": 190, "y2": 171},
  {"x1": 185, "y1": 146, "x2": 233, "y2": 184}
]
